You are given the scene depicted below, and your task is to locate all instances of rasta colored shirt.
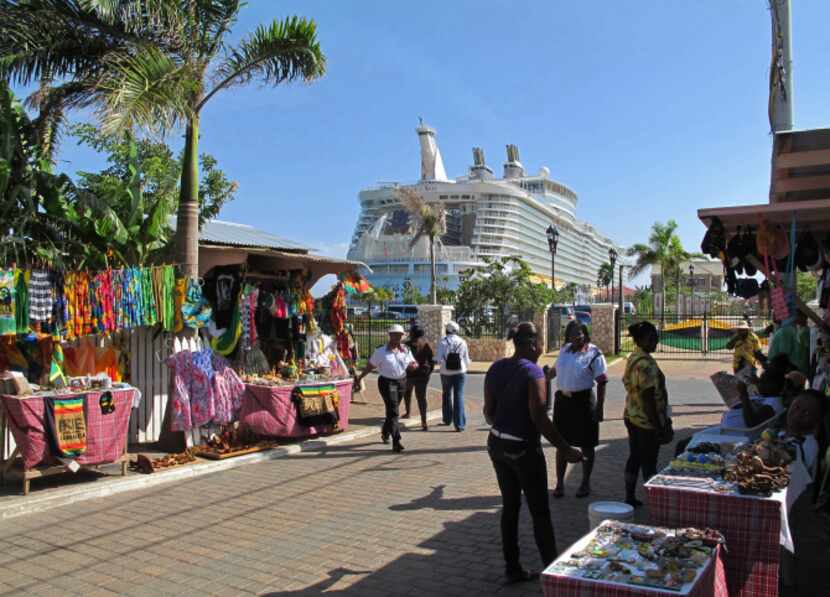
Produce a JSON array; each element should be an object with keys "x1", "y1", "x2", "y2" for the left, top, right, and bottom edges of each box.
[
  {"x1": 623, "y1": 348, "x2": 668, "y2": 430},
  {"x1": 732, "y1": 332, "x2": 761, "y2": 372}
]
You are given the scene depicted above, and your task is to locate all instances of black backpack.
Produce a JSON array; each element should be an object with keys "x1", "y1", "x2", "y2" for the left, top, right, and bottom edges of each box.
[{"x1": 444, "y1": 339, "x2": 462, "y2": 371}]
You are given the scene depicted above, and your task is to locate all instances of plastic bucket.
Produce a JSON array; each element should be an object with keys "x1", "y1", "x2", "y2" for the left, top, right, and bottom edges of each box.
[{"x1": 588, "y1": 501, "x2": 634, "y2": 530}]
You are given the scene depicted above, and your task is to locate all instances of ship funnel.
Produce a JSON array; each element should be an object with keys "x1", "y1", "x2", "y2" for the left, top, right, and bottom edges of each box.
[
  {"x1": 469, "y1": 147, "x2": 493, "y2": 179},
  {"x1": 503, "y1": 144, "x2": 525, "y2": 179},
  {"x1": 416, "y1": 119, "x2": 448, "y2": 181}
]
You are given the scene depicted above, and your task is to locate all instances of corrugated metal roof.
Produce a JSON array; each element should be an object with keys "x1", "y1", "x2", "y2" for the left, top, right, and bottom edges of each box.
[{"x1": 170, "y1": 217, "x2": 312, "y2": 252}]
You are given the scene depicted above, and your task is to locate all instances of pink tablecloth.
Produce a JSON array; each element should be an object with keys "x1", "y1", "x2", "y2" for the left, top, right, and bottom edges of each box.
[
  {"x1": 646, "y1": 484, "x2": 780, "y2": 597},
  {"x1": 240, "y1": 379, "x2": 353, "y2": 439},
  {"x1": 542, "y1": 542, "x2": 729, "y2": 597},
  {"x1": 1, "y1": 388, "x2": 135, "y2": 470}
]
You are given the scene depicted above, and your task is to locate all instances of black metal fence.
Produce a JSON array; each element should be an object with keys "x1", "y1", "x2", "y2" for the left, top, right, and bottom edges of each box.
[
  {"x1": 350, "y1": 317, "x2": 404, "y2": 364},
  {"x1": 620, "y1": 312, "x2": 772, "y2": 360}
]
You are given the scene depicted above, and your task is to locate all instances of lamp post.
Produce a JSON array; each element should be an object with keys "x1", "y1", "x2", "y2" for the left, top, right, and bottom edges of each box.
[
  {"x1": 617, "y1": 263, "x2": 624, "y2": 353},
  {"x1": 608, "y1": 248, "x2": 618, "y2": 305},
  {"x1": 688, "y1": 263, "x2": 695, "y2": 318},
  {"x1": 546, "y1": 225, "x2": 559, "y2": 292}
]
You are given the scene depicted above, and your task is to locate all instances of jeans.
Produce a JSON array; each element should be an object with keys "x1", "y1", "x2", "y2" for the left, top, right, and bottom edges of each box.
[
  {"x1": 441, "y1": 373, "x2": 466, "y2": 430},
  {"x1": 487, "y1": 434, "x2": 557, "y2": 573},
  {"x1": 378, "y1": 377, "x2": 405, "y2": 444},
  {"x1": 404, "y1": 378, "x2": 429, "y2": 423}
]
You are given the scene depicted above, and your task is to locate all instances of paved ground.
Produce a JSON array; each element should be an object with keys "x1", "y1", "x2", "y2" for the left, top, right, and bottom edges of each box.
[{"x1": 0, "y1": 360, "x2": 728, "y2": 596}]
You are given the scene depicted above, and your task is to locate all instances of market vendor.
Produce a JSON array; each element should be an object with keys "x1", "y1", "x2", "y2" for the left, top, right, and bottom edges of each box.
[
  {"x1": 355, "y1": 324, "x2": 417, "y2": 453},
  {"x1": 726, "y1": 321, "x2": 764, "y2": 375},
  {"x1": 768, "y1": 311, "x2": 811, "y2": 377},
  {"x1": 783, "y1": 390, "x2": 825, "y2": 478},
  {"x1": 725, "y1": 360, "x2": 787, "y2": 429}
]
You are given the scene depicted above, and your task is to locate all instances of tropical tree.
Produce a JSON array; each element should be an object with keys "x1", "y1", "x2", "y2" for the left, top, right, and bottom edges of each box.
[
  {"x1": 397, "y1": 187, "x2": 447, "y2": 304},
  {"x1": 401, "y1": 278, "x2": 426, "y2": 305},
  {"x1": 627, "y1": 220, "x2": 700, "y2": 322},
  {"x1": 71, "y1": 123, "x2": 237, "y2": 227},
  {"x1": 632, "y1": 285, "x2": 653, "y2": 315},
  {"x1": 597, "y1": 263, "x2": 614, "y2": 302},
  {"x1": 454, "y1": 256, "x2": 552, "y2": 337},
  {"x1": 1, "y1": 0, "x2": 326, "y2": 277}
]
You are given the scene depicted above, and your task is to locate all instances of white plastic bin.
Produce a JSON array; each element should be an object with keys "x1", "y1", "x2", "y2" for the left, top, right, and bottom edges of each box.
[{"x1": 588, "y1": 501, "x2": 634, "y2": 530}]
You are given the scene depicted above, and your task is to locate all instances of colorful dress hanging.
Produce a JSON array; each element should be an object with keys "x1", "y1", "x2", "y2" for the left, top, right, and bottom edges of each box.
[{"x1": 0, "y1": 270, "x2": 17, "y2": 336}]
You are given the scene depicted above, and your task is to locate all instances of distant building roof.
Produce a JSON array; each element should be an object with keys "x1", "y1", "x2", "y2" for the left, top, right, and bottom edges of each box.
[{"x1": 170, "y1": 217, "x2": 312, "y2": 253}]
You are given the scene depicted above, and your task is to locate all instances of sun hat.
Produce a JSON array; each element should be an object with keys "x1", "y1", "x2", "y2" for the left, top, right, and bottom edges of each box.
[
  {"x1": 388, "y1": 324, "x2": 405, "y2": 334},
  {"x1": 445, "y1": 321, "x2": 460, "y2": 334}
]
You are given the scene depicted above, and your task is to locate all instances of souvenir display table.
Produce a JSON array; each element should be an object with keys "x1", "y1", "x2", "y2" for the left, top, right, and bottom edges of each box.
[
  {"x1": 645, "y1": 464, "x2": 810, "y2": 597},
  {"x1": 239, "y1": 378, "x2": 353, "y2": 439},
  {"x1": 0, "y1": 385, "x2": 136, "y2": 495},
  {"x1": 541, "y1": 521, "x2": 729, "y2": 597}
]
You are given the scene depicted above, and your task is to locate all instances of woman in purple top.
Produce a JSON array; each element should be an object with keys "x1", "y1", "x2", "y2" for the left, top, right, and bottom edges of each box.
[{"x1": 483, "y1": 322, "x2": 583, "y2": 584}]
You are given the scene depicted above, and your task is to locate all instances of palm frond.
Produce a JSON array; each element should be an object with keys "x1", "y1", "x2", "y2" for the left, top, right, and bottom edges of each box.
[
  {"x1": 96, "y1": 45, "x2": 196, "y2": 135},
  {"x1": 203, "y1": 15, "x2": 325, "y2": 109},
  {"x1": 396, "y1": 187, "x2": 447, "y2": 248}
]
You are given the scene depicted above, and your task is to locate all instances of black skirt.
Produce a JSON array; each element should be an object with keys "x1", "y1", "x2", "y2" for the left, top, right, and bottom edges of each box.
[{"x1": 553, "y1": 389, "x2": 599, "y2": 448}]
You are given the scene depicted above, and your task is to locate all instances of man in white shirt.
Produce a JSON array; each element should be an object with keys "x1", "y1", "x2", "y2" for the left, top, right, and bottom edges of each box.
[
  {"x1": 435, "y1": 321, "x2": 472, "y2": 431},
  {"x1": 356, "y1": 325, "x2": 417, "y2": 452}
]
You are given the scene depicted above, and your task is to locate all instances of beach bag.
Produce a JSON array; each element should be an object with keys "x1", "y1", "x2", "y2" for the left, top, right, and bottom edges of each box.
[{"x1": 292, "y1": 384, "x2": 340, "y2": 428}]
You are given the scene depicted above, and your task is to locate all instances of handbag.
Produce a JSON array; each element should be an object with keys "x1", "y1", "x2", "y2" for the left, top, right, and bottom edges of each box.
[
  {"x1": 292, "y1": 385, "x2": 340, "y2": 428},
  {"x1": 659, "y1": 417, "x2": 674, "y2": 445}
]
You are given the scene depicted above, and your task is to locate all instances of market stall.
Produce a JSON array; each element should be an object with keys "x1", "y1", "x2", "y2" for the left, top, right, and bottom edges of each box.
[
  {"x1": 644, "y1": 434, "x2": 812, "y2": 596},
  {"x1": 1, "y1": 385, "x2": 136, "y2": 495},
  {"x1": 177, "y1": 248, "x2": 369, "y2": 444},
  {"x1": 0, "y1": 264, "x2": 180, "y2": 492},
  {"x1": 541, "y1": 521, "x2": 729, "y2": 597}
]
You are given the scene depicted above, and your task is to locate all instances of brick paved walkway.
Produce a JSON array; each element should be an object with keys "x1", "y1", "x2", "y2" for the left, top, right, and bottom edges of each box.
[{"x1": 0, "y1": 364, "x2": 725, "y2": 596}]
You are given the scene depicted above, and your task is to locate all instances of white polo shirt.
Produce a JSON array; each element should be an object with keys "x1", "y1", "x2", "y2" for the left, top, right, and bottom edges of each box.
[
  {"x1": 369, "y1": 344, "x2": 416, "y2": 380},
  {"x1": 554, "y1": 343, "x2": 607, "y2": 392}
]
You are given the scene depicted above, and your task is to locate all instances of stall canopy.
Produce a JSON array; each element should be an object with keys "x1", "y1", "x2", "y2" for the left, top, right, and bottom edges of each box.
[
  {"x1": 698, "y1": 127, "x2": 830, "y2": 235},
  {"x1": 170, "y1": 218, "x2": 370, "y2": 284}
]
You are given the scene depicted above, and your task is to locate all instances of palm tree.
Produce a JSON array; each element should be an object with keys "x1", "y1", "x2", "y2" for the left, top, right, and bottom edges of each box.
[
  {"x1": 597, "y1": 263, "x2": 614, "y2": 302},
  {"x1": 0, "y1": 1, "x2": 326, "y2": 278},
  {"x1": 397, "y1": 187, "x2": 447, "y2": 304},
  {"x1": 627, "y1": 220, "x2": 699, "y2": 323}
]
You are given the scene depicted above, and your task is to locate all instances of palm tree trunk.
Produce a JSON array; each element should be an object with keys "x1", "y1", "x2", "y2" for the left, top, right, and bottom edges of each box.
[
  {"x1": 429, "y1": 235, "x2": 437, "y2": 304},
  {"x1": 176, "y1": 115, "x2": 200, "y2": 278}
]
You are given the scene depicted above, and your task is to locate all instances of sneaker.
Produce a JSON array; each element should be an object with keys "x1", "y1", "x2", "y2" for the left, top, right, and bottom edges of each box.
[{"x1": 392, "y1": 442, "x2": 405, "y2": 453}]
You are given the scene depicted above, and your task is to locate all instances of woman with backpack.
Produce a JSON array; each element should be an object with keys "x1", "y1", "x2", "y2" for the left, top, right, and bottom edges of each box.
[{"x1": 436, "y1": 321, "x2": 471, "y2": 431}]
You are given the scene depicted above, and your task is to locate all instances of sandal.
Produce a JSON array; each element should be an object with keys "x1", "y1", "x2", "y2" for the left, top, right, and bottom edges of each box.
[{"x1": 552, "y1": 486, "x2": 565, "y2": 498}]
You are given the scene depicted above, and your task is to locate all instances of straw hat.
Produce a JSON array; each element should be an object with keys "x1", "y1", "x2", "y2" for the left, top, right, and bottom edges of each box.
[{"x1": 387, "y1": 324, "x2": 405, "y2": 335}]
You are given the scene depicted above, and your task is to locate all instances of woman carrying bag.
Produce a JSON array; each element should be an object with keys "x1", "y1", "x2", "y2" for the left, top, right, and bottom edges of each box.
[
  {"x1": 548, "y1": 321, "x2": 608, "y2": 498},
  {"x1": 623, "y1": 321, "x2": 673, "y2": 507}
]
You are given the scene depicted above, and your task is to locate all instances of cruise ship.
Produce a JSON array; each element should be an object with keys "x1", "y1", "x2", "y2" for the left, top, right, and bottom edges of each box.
[{"x1": 347, "y1": 122, "x2": 625, "y2": 299}]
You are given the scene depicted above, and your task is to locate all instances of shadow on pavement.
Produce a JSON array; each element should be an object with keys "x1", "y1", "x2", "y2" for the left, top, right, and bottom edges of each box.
[{"x1": 261, "y1": 511, "x2": 541, "y2": 596}]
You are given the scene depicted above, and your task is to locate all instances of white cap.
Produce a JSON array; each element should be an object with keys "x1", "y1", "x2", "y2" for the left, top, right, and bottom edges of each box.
[
  {"x1": 445, "y1": 321, "x2": 460, "y2": 334},
  {"x1": 388, "y1": 324, "x2": 405, "y2": 334}
]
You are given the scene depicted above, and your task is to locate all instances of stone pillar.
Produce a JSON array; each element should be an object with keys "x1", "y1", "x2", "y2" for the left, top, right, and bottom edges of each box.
[
  {"x1": 417, "y1": 305, "x2": 454, "y2": 349},
  {"x1": 532, "y1": 305, "x2": 550, "y2": 353},
  {"x1": 592, "y1": 303, "x2": 616, "y2": 355}
]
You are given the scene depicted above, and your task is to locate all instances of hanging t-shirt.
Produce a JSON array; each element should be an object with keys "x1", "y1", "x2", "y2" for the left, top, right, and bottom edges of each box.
[
  {"x1": 203, "y1": 266, "x2": 241, "y2": 329},
  {"x1": 0, "y1": 270, "x2": 17, "y2": 336}
]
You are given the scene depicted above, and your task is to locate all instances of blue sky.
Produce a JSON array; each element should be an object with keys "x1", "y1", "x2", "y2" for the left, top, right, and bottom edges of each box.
[{"x1": 39, "y1": 1, "x2": 830, "y2": 288}]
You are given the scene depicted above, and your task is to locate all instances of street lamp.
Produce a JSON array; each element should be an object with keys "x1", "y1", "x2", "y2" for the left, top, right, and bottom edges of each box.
[
  {"x1": 546, "y1": 225, "x2": 559, "y2": 291},
  {"x1": 608, "y1": 248, "x2": 618, "y2": 304},
  {"x1": 688, "y1": 263, "x2": 695, "y2": 317}
]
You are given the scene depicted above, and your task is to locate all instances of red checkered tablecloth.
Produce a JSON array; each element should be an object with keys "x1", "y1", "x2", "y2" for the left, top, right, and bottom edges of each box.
[
  {"x1": 1, "y1": 388, "x2": 135, "y2": 470},
  {"x1": 646, "y1": 483, "x2": 781, "y2": 597},
  {"x1": 542, "y1": 542, "x2": 728, "y2": 597}
]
